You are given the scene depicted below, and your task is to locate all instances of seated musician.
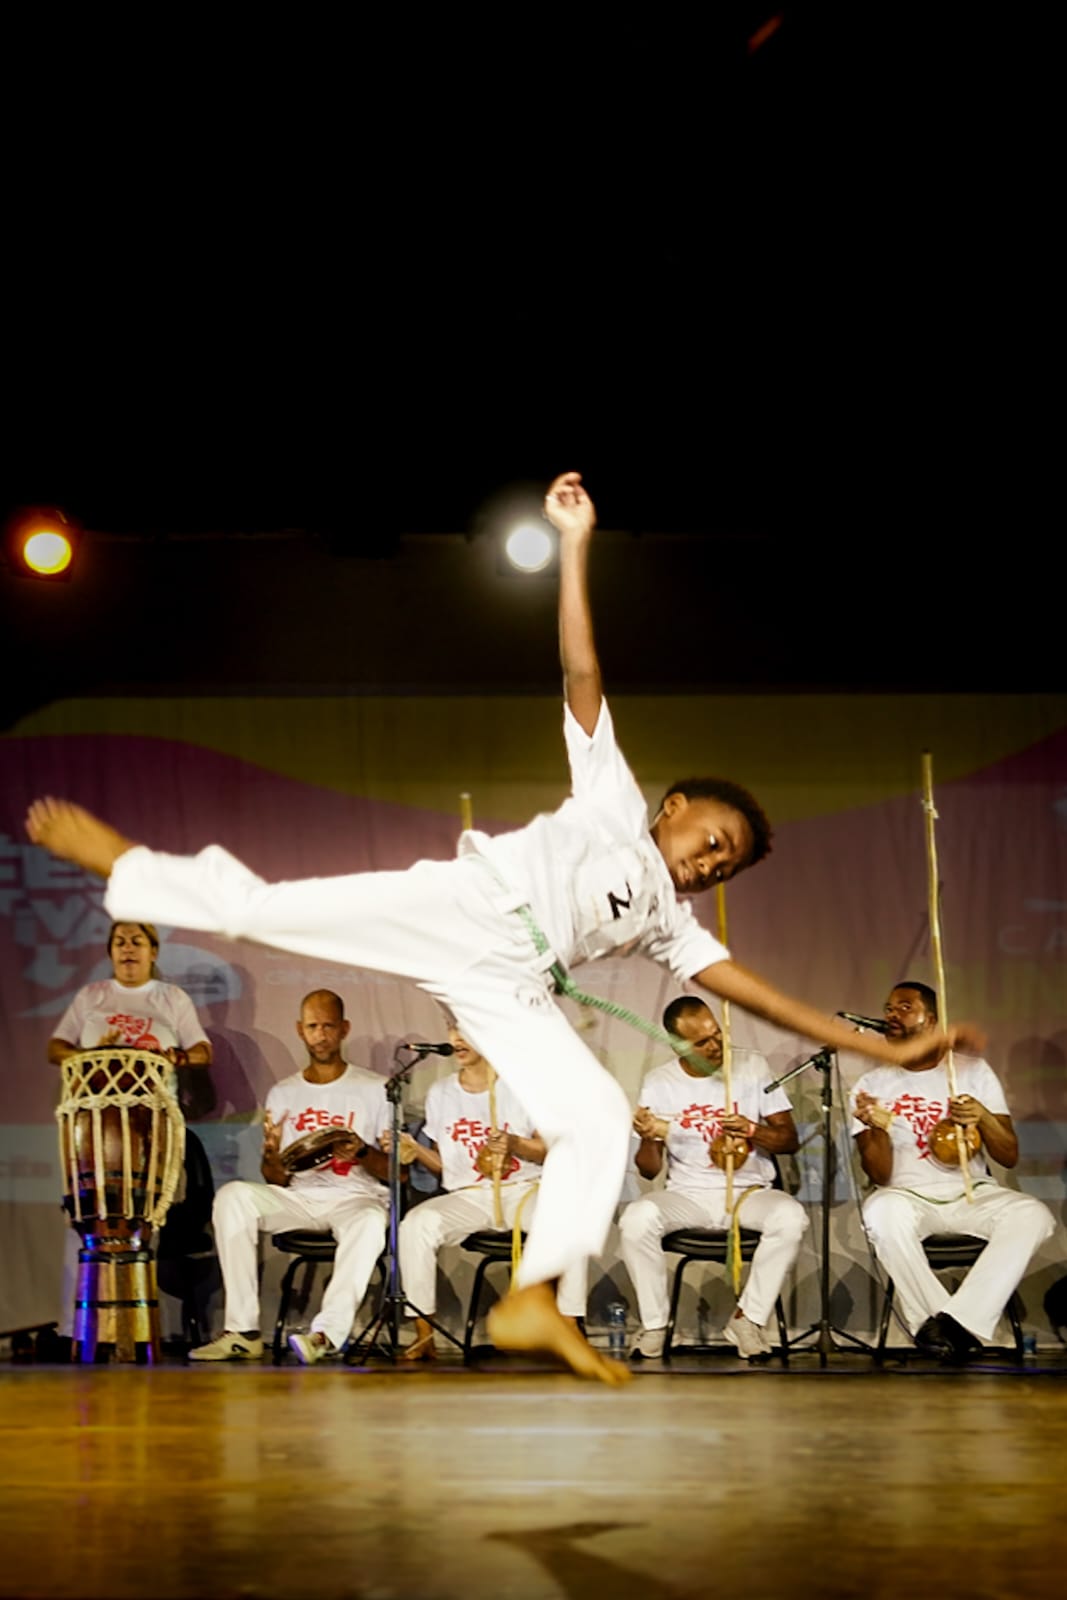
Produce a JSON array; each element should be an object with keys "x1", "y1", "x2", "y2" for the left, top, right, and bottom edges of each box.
[
  {"x1": 383, "y1": 1025, "x2": 586, "y2": 1360},
  {"x1": 191, "y1": 989, "x2": 390, "y2": 1365},
  {"x1": 619, "y1": 996, "x2": 806, "y2": 1360},
  {"x1": 49, "y1": 921, "x2": 213, "y2": 1350},
  {"x1": 851, "y1": 981, "x2": 1054, "y2": 1361}
]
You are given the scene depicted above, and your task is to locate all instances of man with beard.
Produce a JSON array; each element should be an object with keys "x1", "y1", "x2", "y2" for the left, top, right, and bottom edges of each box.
[{"x1": 851, "y1": 981, "x2": 1053, "y2": 1361}]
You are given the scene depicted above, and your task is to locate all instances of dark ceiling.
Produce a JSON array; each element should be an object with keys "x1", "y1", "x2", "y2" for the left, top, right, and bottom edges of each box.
[{"x1": 2, "y1": 8, "x2": 1057, "y2": 716}]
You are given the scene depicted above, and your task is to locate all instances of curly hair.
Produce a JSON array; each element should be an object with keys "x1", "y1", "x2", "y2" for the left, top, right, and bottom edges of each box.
[{"x1": 658, "y1": 776, "x2": 773, "y2": 868}]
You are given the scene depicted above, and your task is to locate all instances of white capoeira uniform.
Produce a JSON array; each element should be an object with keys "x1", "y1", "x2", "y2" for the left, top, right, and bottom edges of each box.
[
  {"x1": 400, "y1": 1073, "x2": 586, "y2": 1319},
  {"x1": 104, "y1": 698, "x2": 729, "y2": 1294},
  {"x1": 850, "y1": 1059, "x2": 1055, "y2": 1341},
  {"x1": 212, "y1": 1065, "x2": 390, "y2": 1349},
  {"x1": 620, "y1": 1051, "x2": 807, "y2": 1330}
]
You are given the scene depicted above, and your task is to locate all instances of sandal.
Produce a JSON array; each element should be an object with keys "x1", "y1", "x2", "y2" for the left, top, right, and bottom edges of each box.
[{"x1": 401, "y1": 1328, "x2": 437, "y2": 1362}]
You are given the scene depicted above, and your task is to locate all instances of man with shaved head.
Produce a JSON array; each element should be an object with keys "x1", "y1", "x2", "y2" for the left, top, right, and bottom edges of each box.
[{"x1": 191, "y1": 989, "x2": 390, "y2": 1365}]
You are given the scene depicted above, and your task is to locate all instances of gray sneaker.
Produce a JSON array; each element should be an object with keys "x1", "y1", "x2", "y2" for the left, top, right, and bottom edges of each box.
[
  {"x1": 722, "y1": 1313, "x2": 770, "y2": 1360},
  {"x1": 189, "y1": 1331, "x2": 264, "y2": 1362},
  {"x1": 630, "y1": 1326, "x2": 667, "y2": 1360},
  {"x1": 288, "y1": 1331, "x2": 336, "y2": 1365}
]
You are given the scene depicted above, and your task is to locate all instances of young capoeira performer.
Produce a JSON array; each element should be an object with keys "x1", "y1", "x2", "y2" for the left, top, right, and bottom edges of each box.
[{"x1": 25, "y1": 470, "x2": 983, "y2": 1385}]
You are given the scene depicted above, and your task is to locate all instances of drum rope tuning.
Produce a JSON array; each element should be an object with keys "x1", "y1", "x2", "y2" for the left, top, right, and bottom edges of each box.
[
  {"x1": 56, "y1": 1048, "x2": 186, "y2": 1362},
  {"x1": 57, "y1": 1049, "x2": 185, "y2": 1228}
]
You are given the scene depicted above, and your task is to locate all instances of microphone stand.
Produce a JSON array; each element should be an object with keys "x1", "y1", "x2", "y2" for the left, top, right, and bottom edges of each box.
[
  {"x1": 344, "y1": 1045, "x2": 463, "y2": 1365},
  {"x1": 766, "y1": 1046, "x2": 873, "y2": 1367}
]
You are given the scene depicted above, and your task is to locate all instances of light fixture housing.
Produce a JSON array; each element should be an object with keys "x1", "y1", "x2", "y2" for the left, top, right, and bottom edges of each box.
[{"x1": 4, "y1": 506, "x2": 80, "y2": 581}]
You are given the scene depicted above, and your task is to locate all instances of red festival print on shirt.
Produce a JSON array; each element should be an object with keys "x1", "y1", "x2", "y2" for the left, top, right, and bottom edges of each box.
[
  {"x1": 676, "y1": 1102, "x2": 736, "y2": 1146},
  {"x1": 891, "y1": 1093, "x2": 947, "y2": 1160},
  {"x1": 106, "y1": 1013, "x2": 162, "y2": 1051},
  {"x1": 448, "y1": 1115, "x2": 520, "y2": 1181}
]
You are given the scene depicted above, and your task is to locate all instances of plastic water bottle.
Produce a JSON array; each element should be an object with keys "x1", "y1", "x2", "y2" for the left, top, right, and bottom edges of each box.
[
  {"x1": 607, "y1": 1301, "x2": 628, "y2": 1358},
  {"x1": 1023, "y1": 1334, "x2": 1037, "y2": 1359}
]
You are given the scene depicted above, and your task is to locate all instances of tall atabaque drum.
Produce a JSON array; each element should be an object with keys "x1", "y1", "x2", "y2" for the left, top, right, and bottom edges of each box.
[{"x1": 56, "y1": 1050, "x2": 186, "y2": 1363}]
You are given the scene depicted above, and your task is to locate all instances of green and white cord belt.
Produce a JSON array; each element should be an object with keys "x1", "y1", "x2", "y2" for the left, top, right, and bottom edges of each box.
[{"x1": 471, "y1": 855, "x2": 686, "y2": 1057}]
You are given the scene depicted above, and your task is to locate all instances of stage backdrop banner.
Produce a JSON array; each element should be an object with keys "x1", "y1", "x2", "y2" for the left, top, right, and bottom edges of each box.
[{"x1": 2, "y1": 691, "x2": 1064, "y2": 1338}]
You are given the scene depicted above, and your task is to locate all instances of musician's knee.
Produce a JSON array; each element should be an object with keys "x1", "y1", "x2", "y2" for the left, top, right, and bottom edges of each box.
[
  {"x1": 990, "y1": 1194, "x2": 1055, "y2": 1247},
  {"x1": 212, "y1": 1179, "x2": 260, "y2": 1228},
  {"x1": 619, "y1": 1198, "x2": 666, "y2": 1247},
  {"x1": 863, "y1": 1188, "x2": 920, "y2": 1245},
  {"x1": 773, "y1": 1195, "x2": 808, "y2": 1245}
]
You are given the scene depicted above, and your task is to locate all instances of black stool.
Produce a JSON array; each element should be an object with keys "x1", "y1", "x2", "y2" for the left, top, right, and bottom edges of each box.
[
  {"x1": 662, "y1": 1228, "x2": 789, "y2": 1363},
  {"x1": 460, "y1": 1230, "x2": 523, "y2": 1364},
  {"x1": 874, "y1": 1233, "x2": 1025, "y2": 1365}
]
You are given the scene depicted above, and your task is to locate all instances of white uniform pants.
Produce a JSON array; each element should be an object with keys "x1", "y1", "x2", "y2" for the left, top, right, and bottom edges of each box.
[
  {"x1": 212, "y1": 1179, "x2": 388, "y2": 1350},
  {"x1": 399, "y1": 1181, "x2": 587, "y2": 1319},
  {"x1": 862, "y1": 1183, "x2": 1055, "y2": 1340},
  {"x1": 107, "y1": 846, "x2": 632, "y2": 1293},
  {"x1": 619, "y1": 1187, "x2": 807, "y2": 1331}
]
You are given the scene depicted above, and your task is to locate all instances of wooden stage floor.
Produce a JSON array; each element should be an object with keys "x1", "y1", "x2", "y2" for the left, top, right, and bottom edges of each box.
[{"x1": 1, "y1": 1349, "x2": 1065, "y2": 1600}]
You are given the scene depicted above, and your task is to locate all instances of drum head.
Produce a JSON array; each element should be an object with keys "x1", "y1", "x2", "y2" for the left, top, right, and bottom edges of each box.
[{"x1": 279, "y1": 1126, "x2": 353, "y2": 1174}]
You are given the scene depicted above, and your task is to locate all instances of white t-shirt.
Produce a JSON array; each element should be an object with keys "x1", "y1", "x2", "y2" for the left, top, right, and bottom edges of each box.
[
  {"x1": 423, "y1": 1073, "x2": 540, "y2": 1193},
  {"x1": 54, "y1": 977, "x2": 207, "y2": 1055},
  {"x1": 849, "y1": 1057, "x2": 1009, "y2": 1199},
  {"x1": 266, "y1": 1064, "x2": 390, "y2": 1198},
  {"x1": 462, "y1": 699, "x2": 729, "y2": 984},
  {"x1": 639, "y1": 1050, "x2": 790, "y2": 1193}
]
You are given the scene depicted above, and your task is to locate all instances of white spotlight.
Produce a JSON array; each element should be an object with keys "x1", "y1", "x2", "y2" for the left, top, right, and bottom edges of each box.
[{"x1": 505, "y1": 521, "x2": 554, "y2": 573}]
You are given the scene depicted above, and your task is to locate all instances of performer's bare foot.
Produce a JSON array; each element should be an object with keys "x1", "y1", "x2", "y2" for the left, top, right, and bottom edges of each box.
[
  {"x1": 401, "y1": 1317, "x2": 437, "y2": 1362},
  {"x1": 25, "y1": 798, "x2": 136, "y2": 879},
  {"x1": 488, "y1": 1284, "x2": 632, "y2": 1387}
]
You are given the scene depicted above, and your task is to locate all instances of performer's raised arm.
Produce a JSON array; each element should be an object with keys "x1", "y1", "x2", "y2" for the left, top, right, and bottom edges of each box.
[
  {"x1": 544, "y1": 470, "x2": 602, "y2": 736},
  {"x1": 694, "y1": 957, "x2": 985, "y2": 1069}
]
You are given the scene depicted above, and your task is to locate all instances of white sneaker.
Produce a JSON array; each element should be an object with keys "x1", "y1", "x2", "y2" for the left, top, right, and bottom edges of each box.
[
  {"x1": 287, "y1": 1331, "x2": 336, "y2": 1365},
  {"x1": 722, "y1": 1313, "x2": 771, "y2": 1361},
  {"x1": 189, "y1": 1331, "x2": 264, "y2": 1362},
  {"x1": 631, "y1": 1326, "x2": 667, "y2": 1360}
]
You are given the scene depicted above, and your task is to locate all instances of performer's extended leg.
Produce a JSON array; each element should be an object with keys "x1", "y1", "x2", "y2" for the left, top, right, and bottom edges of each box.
[
  {"x1": 517, "y1": 1187, "x2": 587, "y2": 1319},
  {"x1": 28, "y1": 818, "x2": 632, "y2": 1381},
  {"x1": 445, "y1": 978, "x2": 632, "y2": 1385},
  {"x1": 25, "y1": 799, "x2": 134, "y2": 879}
]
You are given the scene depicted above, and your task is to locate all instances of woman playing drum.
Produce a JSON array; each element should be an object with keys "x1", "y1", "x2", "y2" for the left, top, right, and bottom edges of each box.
[
  {"x1": 49, "y1": 921, "x2": 211, "y2": 1073},
  {"x1": 48, "y1": 923, "x2": 212, "y2": 1353}
]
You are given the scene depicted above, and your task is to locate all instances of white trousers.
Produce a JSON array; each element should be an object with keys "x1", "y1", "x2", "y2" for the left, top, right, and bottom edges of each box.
[
  {"x1": 862, "y1": 1183, "x2": 1055, "y2": 1340},
  {"x1": 619, "y1": 1186, "x2": 808, "y2": 1331},
  {"x1": 399, "y1": 1181, "x2": 587, "y2": 1319},
  {"x1": 107, "y1": 846, "x2": 632, "y2": 1293},
  {"x1": 212, "y1": 1179, "x2": 388, "y2": 1350}
]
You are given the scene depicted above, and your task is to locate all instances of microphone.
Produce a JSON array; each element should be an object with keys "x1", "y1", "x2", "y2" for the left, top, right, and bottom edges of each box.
[
  {"x1": 405, "y1": 1041, "x2": 455, "y2": 1057},
  {"x1": 836, "y1": 1011, "x2": 890, "y2": 1035}
]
